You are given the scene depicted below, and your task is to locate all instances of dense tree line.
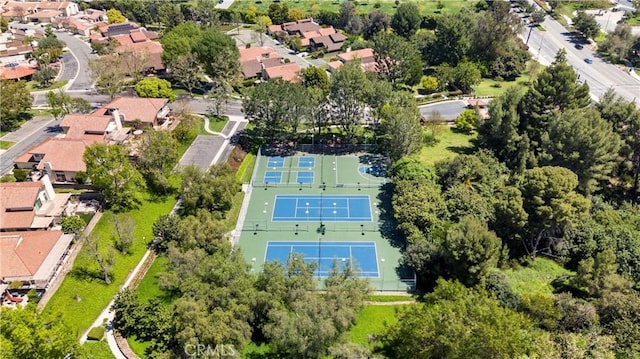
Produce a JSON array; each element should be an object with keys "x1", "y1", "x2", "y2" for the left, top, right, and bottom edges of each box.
[{"x1": 110, "y1": 164, "x2": 371, "y2": 358}]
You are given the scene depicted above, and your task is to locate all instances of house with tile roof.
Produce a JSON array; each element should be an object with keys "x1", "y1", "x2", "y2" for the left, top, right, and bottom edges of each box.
[
  {"x1": 0, "y1": 230, "x2": 74, "y2": 290},
  {"x1": 329, "y1": 48, "x2": 378, "y2": 73},
  {"x1": 14, "y1": 138, "x2": 93, "y2": 183},
  {"x1": 0, "y1": 175, "x2": 70, "y2": 232},
  {"x1": 238, "y1": 46, "x2": 300, "y2": 83},
  {"x1": 0, "y1": 1, "x2": 78, "y2": 22},
  {"x1": 98, "y1": 96, "x2": 170, "y2": 128}
]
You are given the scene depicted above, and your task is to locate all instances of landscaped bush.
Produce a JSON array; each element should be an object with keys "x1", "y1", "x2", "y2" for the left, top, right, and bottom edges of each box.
[
  {"x1": 74, "y1": 171, "x2": 87, "y2": 184},
  {"x1": 87, "y1": 326, "x2": 105, "y2": 341},
  {"x1": 61, "y1": 215, "x2": 86, "y2": 235},
  {"x1": 13, "y1": 168, "x2": 28, "y2": 182}
]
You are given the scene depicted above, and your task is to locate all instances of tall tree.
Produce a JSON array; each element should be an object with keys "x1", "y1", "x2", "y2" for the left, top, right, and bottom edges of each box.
[
  {"x1": 160, "y1": 22, "x2": 202, "y2": 67},
  {"x1": 157, "y1": 2, "x2": 184, "y2": 30},
  {"x1": 0, "y1": 80, "x2": 32, "y2": 131},
  {"x1": 179, "y1": 164, "x2": 238, "y2": 216},
  {"x1": 84, "y1": 233, "x2": 115, "y2": 284},
  {"x1": 428, "y1": 12, "x2": 474, "y2": 66},
  {"x1": 519, "y1": 166, "x2": 590, "y2": 257},
  {"x1": 135, "y1": 78, "x2": 176, "y2": 101},
  {"x1": 138, "y1": 130, "x2": 180, "y2": 194},
  {"x1": 112, "y1": 213, "x2": 136, "y2": 254},
  {"x1": 268, "y1": 3, "x2": 289, "y2": 24},
  {"x1": 373, "y1": 31, "x2": 423, "y2": 86},
  {"x1": 597, "y1": 89, "x2": 640, "y2": 201},
  {"x1": 89, "y1": 55, "x2": 126, "y2": 100},
  {"x1": 171, "y1": 54, "x2": 201, "y2": 96},
  {"x1": 327, "y1": 61, "x2": 369, "y2": 140},
  {"x1": 300, "y1": 66, "x2": 330, "y2": 94},
  {"x1": 573, "y1": 11, "x2": 600, "y2": 40},
  {"x1": 391, "y1": 2, "x2": 421, "y2": 38},
  {"x1": 381, "y1": 279, "x2": 551, "y2": 358},
  {"x1": 363, "y1": 10, "x2": 390, "y2": 40},
  {"x1": 338, "y1": 1, "x2": 363, "y2": 35},
  {"x1": 0, "y1": 306, "x2": 79, "y2": 358},
  {"x1": 378, "y1": 91, "x2": 422, "y2": 160},
  {"x1": 541, "y1": 108, "x2": 622, "y2": 194},
  {"x1": 83, "y1": 143, "x2": 146, "y2": 211},
  {"x1": 193, "y1": 28, "x2": 241, "y2": 88},
  {"x1": 518, "y1": 49, "x2": 591, "y2": 160},
  {"x1": 472, "y1": 0, "x2": 524, "y2": 64},
  {"x1": 106, "y1": 8, "x2": 126, "y2": 23},
  {"x1": 441, "y1": 216, "x2": 501, "y2": 286},
  {"x1": 46, "y1": 90, "x2": 91, "y2": 120}
]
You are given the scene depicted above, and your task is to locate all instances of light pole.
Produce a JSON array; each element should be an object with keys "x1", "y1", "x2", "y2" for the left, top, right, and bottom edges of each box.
[
  {"x1": 306, "y1": 202, "x2": 310, "y2": 222},
  {"x1": 311, "y1": 133, "x2": 314, "y2": 151},
  {"x1": 263, "y1": 202, "x2": 269, "y2": 231},
  {"x1": 251, "y1": 257, "x2": 257, "y2": 273}
]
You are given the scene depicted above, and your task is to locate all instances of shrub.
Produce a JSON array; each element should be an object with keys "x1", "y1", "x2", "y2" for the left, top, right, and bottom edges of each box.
[
  {"x1": 455, "y1": 109, "x2": 480, "y2": 133},
  {"x1": 87, "y1": 326, "x2": 105, "y2": 341},
  {"x1": 74, "y1": 171, "x2": 87, "y2": 184},
  {"x1": 0, "y1": 174, "x2": 16, "y2": 182},
  {"x1": 374, "y1": 1, "x2": 381, "y2": 8},
  {"x1": 12, "y1": 168, "x2": 28, "y2": 182},
  {"x1": 61, "y1": 215, "x2": 86, "y2": 235}
]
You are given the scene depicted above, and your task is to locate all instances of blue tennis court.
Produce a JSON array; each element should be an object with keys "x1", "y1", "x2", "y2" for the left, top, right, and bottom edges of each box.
[
  {"x1": 296, "y1": 171, "x2": 314, "y2": 184},
  {"x1": 265, "y1": 241, "x2": 379, "y2": 277},
  {"x1": 264, "y1": 171, "x2": 282, "y2": 184},
  {"x1": 298, "y1": 156, "x2": 315, "y2": 168},
  {"x1": 272, "y1": 195, "x2": 372, "y2": 222},
  {"x1": 267, "y1": 157, "x2": 285, "y2": 168}
]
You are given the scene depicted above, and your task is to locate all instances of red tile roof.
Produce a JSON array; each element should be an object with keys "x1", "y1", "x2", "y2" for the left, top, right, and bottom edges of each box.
[
  {"x1": 60, "y1": 113, "x2": 112, "y2": 140},
  {"x1": 0, "y1": 65, "x2": 36, "y2": 80},
  {"x1": 238, "y1": 46, "x2": 279, "y2": 63},
  {"x1": 0, "y1": 230, "x2": 66, "y2": 280},
  {"x1": 0, "y1": 182, "x2": 42, "y2": 230},
  {"x1": 338, "y1": 48, "x2": 376, "y2": 63},
  {"x1": 14, "y1": 138, "x2": 91, "y2": 173},
  {"x1": 263, "y1": 62, "x2": 300, "y2": 83},
  {"x1": 101, "y1": 97, "x2": 168, "y2": 125}
]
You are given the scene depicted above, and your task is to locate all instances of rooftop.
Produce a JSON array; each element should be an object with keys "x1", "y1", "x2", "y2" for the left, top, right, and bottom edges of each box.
[
  {"x1": 100, "y1": 97, "x2": 168, "y2": 125},
  {"x1": 0, "y1": 182, "x2": 42, "y2": 230},
  {"x1": 14, "y1": 137, "x2": 92, "y2": 173},
  {"x1": 263, "y1": 62, "x2": 300, "y2": 83},
  {"x1": 338, "y1": 48, "x2": 376, "y2": 63}
]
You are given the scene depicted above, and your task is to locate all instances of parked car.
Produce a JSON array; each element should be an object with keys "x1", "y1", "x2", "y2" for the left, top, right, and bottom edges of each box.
[
  {"x1": 575, "y1": 43, "x2": 584, "y2": 50},
  {"x1": 584, "y1": 57, "x2": 593, "y2": 64}
]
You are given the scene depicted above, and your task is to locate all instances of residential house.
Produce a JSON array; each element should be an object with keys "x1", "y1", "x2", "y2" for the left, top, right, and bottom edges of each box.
[
  {"x1": 0, "y1": 1, "x2": 78, "y2": 22},
  {"x1": 98, "y1": 96, "x2": 170, "y2": 128},
  {"x1": 0, "y1": 230, "x2": 74, "y2": 290},
  {"x1": 308, "y1": 31, "x2": 347, "y2": 53},
  {"x1": 111, "y1": 29, "x2": 164, "y2": 71},
  {"x1": 14, "y1": 138, "x2": 93, "y2": 183},
  {"x1": 0, "y1": 175, "x2": 70, "y2": 232},
  {"x1": 328, "y1": 48, "x2": 378, "y2": 73},
  {"x1": 60, "y1": 111, "x2": 124, "y2": 142},
  {"x1": 263, "y1": 62, "x2": 301, "y2": 83},
  {"x1": 238, "y1": 46, "x2": 280, "y2": 79},
  {"x1": 0, "y1": 28, "x2": 42, "y2": 65},
  {"x1": 238, "y1": 46, "x2": 300, "y2": 83},
  {"x1": 54, "y1": 10, "x2": 106, "y2": 36},
  {"x1": 0, "y1": 63, "x2": 36, "y2": 79}
]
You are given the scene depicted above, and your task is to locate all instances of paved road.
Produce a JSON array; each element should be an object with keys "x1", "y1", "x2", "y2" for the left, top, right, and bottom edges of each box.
[
  {"x1": 419, "y1": 100, "x2": 468, "y2": 121},
  {"x1": 0, "y1": 118, "x2": 61, "y2": 175},
  {"x1": 230, "y1": 29, "x2": 318, "y2": 70},
  {"x1": 520, "y1": 5, "x2": 640, "y2": 106}
]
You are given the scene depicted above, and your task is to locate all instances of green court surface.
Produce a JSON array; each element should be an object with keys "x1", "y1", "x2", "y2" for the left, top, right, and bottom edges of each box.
[{"x1": 236, "y1": 149, "x2": 414, "y2": 291}]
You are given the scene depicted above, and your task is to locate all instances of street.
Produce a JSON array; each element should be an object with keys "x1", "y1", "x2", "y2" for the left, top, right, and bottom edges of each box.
[
  {"x1": 520, "y1": 3, "x2": 640, "y2": 106},
  {"x1": 0, "y1": 118, "x2": 62, "y2": 175}
]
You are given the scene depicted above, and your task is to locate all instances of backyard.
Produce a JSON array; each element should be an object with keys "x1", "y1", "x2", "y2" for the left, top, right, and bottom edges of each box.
[{"x1": 417, "y1": 126, "x2": 476, "y2": 166}]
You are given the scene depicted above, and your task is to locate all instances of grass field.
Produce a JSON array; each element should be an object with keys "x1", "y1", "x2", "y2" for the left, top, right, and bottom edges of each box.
[
  {"x1": 81, "y1": 340, "x2": 114, "y2": 358},
  {"x1": 231, "y1": 0, "x2": 476, "y2": 16},
  {"x1": 417, "y1": 127, "x2": 476, "y2": 166},
  {"x1": 205, "y1": 115, "x2": 229, "y2": 134},
  {"x1": 0, "y1": 140, "x2": 14, "y2": 149},
  {"x1": 366, "y1": 295, "x2": 414, "y2": 302},
  {"x1": 349, "y1": 304, "x2": 413, "y2": 345},
  {"x1": 501, "y1": 258, "x2": 574, "y2": 297},
  {"x1": 472, "y1": 61, "x2": 540, "y2": 97},
  {"x1": 26, "y1": 79, "x2": 68, "y2": 92},
  {"x1": 42, "y1": 191, "x2": 179, "y2": 337}
]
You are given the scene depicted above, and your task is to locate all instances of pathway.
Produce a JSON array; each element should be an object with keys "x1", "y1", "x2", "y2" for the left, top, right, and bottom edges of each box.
[{"x1": 91, "y1": 115, "x2": 248, "y2": 357}]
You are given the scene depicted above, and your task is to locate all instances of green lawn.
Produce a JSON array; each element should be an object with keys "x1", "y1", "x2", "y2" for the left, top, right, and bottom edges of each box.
[
  {"x1": 204, "y1": 115, "x2": 229, "y2": 134},
  {"x1": 26, "y1": 80, "x2": 68, "y2": 92},
  {"x1": 472, "y1": 61, "x2": 541, "y2": 97},
  {"x1": 0, "y1": 140, "x2": 14, "y2": 149},
  {"x1": 42, "y1": 191, "x2": 179, "y2": 337},
  {"x1": 135, "y1": 256, "x2": 173, "y2": 305},
  {"x1": 417, "y1": 127, "x2": 476, "y2": 166},
  {"x1": 349, "y1": 304, "x2": 413, "y2": 346},
  {"x1": 231, "y1": 0, "x2": 476, "y2": 16},
  {"x1": 81, "y1": 340, "x2": 113, "y2": 358},
  {"x1": 366, "y1": 295, "x2": 415, "y2": 302},
  {"x1": 236, "y1": 153, "x2": 256, "y2": 183},
  {"x1": 500, "y1": 258, "x2": 574, "y2": 298}
]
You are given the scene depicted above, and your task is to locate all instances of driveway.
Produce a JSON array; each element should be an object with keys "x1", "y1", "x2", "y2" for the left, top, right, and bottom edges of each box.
[
  {"x1": 55, "y1": 31, "x2": 98, "y2": 91},
  {"x1": 178, "y1": 135, "x2": 226, "y2": 170},
  {"x1": 228, "y1": 29, "x2": 317, "y2": 70}
]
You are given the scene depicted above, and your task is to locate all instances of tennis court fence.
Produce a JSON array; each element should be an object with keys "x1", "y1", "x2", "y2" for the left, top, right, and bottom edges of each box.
[{"x1": 243, "y1": 221, "x2": 380, "y2": 233}]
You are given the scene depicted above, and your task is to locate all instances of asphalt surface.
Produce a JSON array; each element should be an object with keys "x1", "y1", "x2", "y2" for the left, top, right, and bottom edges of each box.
[
  {"x1": 178, "y1": 135, "x2": 226, "y2": 170},
  {"x1": 0, "y1": 118, "x2": 62, "y2": 175},
  {"x1": 419, "y1": 100, "x2": 468, "y2": 121},
  {"x1": 521, "y1": 1, "x2": 640, "y2": 106},
  {"x1": 55, "y1": 30, "x2": 98, "y2": 91}
]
